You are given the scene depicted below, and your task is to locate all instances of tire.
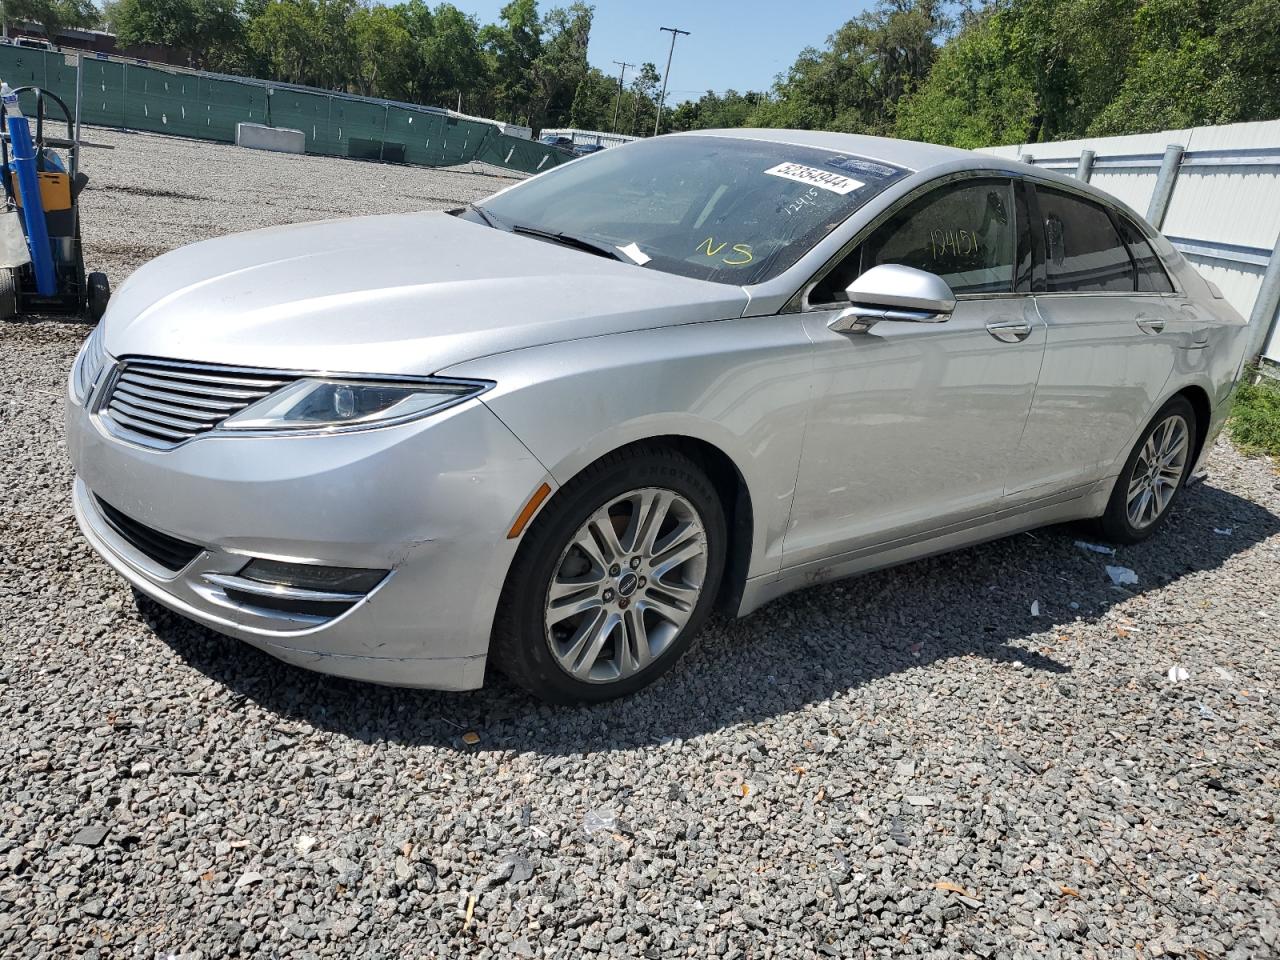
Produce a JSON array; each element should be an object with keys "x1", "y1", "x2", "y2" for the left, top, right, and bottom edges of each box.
[
  {"x1": 491, "y1": 446, "x2": 727, "y2": 704},
  {"x1": 87, "y1": 272, "x2": 111, "y2": 322},
  {"x1": 0, "y1": 267, "x2": 17, "y2": 320},
  {"x1": 1097, "y1": 396, "x2": 1197, "y2": 544}
]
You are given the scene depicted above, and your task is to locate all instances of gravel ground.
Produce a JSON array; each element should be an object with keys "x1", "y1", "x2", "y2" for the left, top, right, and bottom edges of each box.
[{"x1": 2, "y1": 130, "x2": 1280, "y2": 959}]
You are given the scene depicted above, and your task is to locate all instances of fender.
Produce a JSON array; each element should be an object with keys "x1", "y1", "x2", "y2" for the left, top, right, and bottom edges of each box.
[{"x1": 439, "y1": 316, "x2": 817, "y2": 580}]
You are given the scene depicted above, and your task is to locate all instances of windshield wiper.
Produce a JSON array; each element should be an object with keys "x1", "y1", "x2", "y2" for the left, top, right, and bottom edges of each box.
[
  {"x1": 465, "y1": 202, "x2": 506, "y2": 230},
  {"x1": 510, "y1": 224, "x2": 628, "y2": 262}
]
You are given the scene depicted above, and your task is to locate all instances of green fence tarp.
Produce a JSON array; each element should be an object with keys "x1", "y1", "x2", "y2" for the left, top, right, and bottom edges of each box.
[{"x1": 0, "y1": 46, "x2": 570, "y2": 175}]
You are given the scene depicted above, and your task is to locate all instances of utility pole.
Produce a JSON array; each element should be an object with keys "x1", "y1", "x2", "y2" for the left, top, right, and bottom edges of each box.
[
  {"x1": 654, "y1": 26, "x2": 689, "y2": 137},
  {"x1": 611, "y1": 60, "x2": 633, "y2": 133}
]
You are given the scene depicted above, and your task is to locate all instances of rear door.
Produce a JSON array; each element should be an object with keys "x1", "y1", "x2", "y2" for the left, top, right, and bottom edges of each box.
[
  {"x1": 783, "y1": 175, "x2": 1046, "y2": 569},
  {"x1": 1007, "y1": 184, "x2": 1183, "y2": 500}
]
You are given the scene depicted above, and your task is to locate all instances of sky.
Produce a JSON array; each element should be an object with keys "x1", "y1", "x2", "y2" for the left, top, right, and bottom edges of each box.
[{"x1": 453, "y1": 1, "x2": 867, "y2": 103}]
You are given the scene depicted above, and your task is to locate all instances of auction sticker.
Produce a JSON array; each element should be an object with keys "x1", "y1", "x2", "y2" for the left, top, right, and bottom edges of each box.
[{"x1": 764, "y1": 162, "x2": 864, "y2": 195}]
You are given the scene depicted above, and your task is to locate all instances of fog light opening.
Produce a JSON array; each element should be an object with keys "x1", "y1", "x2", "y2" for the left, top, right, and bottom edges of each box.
[{"x1": 239, "y1": 559, "x2": 389, "y2": 594}]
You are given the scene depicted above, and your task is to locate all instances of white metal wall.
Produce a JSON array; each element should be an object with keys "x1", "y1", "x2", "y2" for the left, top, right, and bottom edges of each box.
[
  {"x1": 980, "y1": 121, "x2": 1280, "y2": 363},
  {"x1": 540, "y1": 128, "x2": 639, "y2": 149}
]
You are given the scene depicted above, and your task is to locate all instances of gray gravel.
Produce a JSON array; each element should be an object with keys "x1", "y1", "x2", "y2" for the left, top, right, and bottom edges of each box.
[{"x1": 3, "y1": 130, "x2": 1280, "y2": 959}]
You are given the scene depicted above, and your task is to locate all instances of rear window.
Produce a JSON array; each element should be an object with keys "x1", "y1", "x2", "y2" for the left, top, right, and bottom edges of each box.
[
  {"x1": 1037, "y1": 187, "x2": 1134, "y2": 293},
  {"x1": 1116, "y1": 216, "x2": 1175, "y2": 292}
]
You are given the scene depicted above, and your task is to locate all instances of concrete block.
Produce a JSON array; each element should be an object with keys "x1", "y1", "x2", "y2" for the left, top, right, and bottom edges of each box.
[{"x1": 235, "y1": 123, "x2": 305, "y2": 155}]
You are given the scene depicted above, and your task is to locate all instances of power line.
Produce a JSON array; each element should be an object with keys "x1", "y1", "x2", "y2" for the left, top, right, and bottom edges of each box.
[{"x1": 654, "y1": 26, "x2": 689, "y2": 137}]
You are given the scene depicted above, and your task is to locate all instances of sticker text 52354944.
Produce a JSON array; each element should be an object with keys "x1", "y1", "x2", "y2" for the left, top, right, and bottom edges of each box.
[{"x1": 764, "y1": 162, "x2": 864, "y2": 195}]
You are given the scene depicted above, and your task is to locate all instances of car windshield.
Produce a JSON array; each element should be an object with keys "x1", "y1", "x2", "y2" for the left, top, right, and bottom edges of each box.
[{"x1": 477, "y1": 135, "x2": 908, "y2": 285}]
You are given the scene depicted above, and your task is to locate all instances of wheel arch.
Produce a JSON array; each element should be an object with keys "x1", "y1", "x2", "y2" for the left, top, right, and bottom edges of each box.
[
  {"x1": 1171, "y1": 383, "x2": 1212, "y2": 469},
  {"x1": 515, "y1": 433, "x2": 757, "y2": 616}
]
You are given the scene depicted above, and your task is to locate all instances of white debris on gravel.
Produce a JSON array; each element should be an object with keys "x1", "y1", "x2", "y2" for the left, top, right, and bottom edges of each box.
[
  {"x1": 1105, "y1": 564, "x2": 1140, "y2": 586},
  {"x1": 2, "y1": 128, "x2": 1280, "y2": 959}
]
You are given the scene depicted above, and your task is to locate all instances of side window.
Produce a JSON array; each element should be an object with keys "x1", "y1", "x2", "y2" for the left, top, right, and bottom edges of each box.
[
  {"x1": 1116, "y1": 216, "x2": 1175, "y2": 292},
  {"x1": 1036, "y1": 187, "x2": 1134, "y2": 292},
  {"x1": 860, "y1": 179, "x2": 1017, "y2": 295},
  {"x1": 807, "y1": 178, "x2": 1018, "y2": 305}
]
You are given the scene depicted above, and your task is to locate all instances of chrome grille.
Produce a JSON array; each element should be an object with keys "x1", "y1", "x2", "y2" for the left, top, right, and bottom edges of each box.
[{"x1": 102, "y1": 359, "x2": 296, "y2": 448}]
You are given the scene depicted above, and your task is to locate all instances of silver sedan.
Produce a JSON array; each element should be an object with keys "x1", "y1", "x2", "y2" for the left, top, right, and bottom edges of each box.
[{"x1": 66, "y1": 129, "x2": 1251, "y2": 702}]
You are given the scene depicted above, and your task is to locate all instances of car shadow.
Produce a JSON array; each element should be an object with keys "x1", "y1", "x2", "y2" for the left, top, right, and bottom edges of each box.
[{"x1": 138, "y1": 479, "x2": 1279, "y2": 756}]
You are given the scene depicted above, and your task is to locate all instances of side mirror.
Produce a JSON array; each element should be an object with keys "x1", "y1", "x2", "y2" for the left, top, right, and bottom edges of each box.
[{"x1": 828, "y1": 264, "x2": 956, "y2": 335}]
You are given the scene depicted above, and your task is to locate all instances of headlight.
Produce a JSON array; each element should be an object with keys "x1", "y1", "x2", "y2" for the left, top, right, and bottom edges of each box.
[
  {"x1": 220, "y1": 377, "x2": 489, "y2": 433},
  {"x1": 72, "y1": 324, "x2": 108, "y2": 403}
]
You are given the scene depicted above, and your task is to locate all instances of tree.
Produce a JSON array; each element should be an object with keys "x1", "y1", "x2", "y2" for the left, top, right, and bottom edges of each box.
[
  {"x1": 417, "y1": 3, "x2": 487, "y2": 111},
  {"x1": 894, "y1": 6, "x2": 1041, "y2": 147},
  {"x1": 480, "y1": 0, "x2": 542, "y2": 124},
  {"x1": 529, "y1": 3, "x2": 591, "y2": 129},
  {"x1": 111, "y1": 0, "x2": 243, "y2": 69},
  {"x1": 894, "y1": 0, "x2": 1280, "y2": 145},
  {"x1": 752, "y1": 0, "x2": 948, "y2": 135},
  {"x1": 5, "y1": 0, "x2": 98, "y2": 41},
  {"x1": 348, "y1": 3, "x2": 415, "y2": 99},
  {"x1": 627, "y1": 62, "x2": 660, "y2": 136},
  {"x1": 666, "y1": 89, "x2": 764, "y2": 133},
  {"x1": 1088, "y1": 0, "x2": 1280, "y2": 135},
  {"x1": 567, "y1": 65, "x2": 617, "y2": 131}
]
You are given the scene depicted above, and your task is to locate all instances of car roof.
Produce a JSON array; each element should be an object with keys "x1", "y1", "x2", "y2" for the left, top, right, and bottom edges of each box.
[
  {"x1": 679, "y1": 128, "x2": 978, "y2": 174},
  {"x1": 670, "y1": 127, "x2": 1154, "y2": 225}
]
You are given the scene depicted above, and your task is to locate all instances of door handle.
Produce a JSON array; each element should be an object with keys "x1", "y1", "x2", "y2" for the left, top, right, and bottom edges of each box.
[
  {"x1": 985, "y1": 319, "x2": 1032, "y2": 343},
  {"x1": 1136, "y1": 315, "x2": 1166, "y2": 334}
]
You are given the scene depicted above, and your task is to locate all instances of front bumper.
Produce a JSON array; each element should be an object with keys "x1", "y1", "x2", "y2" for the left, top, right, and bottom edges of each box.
[{"x1": 66, "y1": 383, "x2": 552, "y2": 689}]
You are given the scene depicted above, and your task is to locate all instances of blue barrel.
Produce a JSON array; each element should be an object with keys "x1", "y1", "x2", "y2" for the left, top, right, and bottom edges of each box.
[{"x1": 2, "y1": 84, "x2": 57, "y2": 296}]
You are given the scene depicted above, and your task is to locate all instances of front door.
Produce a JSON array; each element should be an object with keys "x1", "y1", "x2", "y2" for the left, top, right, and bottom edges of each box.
[{"x1": 783, "y1": 176, "x2": 1046, "y2": 570}]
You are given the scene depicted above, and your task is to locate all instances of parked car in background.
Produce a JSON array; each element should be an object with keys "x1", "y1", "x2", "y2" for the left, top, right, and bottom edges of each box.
[
  {"x1": 572, "y1": 143, "x2": 605, "y2": 156},
  {"x1": 538, "y1": 134, "x2": 575, "y2": 152},
  {"x1": 67, "y1": 130, "x2": 1250, "y2": 703}
]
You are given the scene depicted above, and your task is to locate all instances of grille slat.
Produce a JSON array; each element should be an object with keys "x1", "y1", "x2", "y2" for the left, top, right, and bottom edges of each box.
[
  {"x1": 129, "y1": 366, "x2": 293, "y2": 391},
  {"x1": 106, "y1": 409, "x2": 192, "y2": 442},
  {"x1": 111, "y1": 397, "x2": 221, "y2": 430},
  {"x1": 102, "y1": 360, "x2": 298, "y2": 449},
  {"x1": 95, "y1": 496, "x2": 203, "y2": 571},
  {"x1": 114, "y1": 381, "x2": 247, "y2": 414},
  {"x1": 122, "y1": 370, "x2": 281, "y2": 402}
]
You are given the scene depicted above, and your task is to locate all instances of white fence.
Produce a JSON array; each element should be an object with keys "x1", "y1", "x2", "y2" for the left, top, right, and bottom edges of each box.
[
  {"x1": 981, "y1": 120, "x2": 1280, "y2": 364},
  {"x1": 540, "y1": 127, "x2": 638, "y2": 149}
]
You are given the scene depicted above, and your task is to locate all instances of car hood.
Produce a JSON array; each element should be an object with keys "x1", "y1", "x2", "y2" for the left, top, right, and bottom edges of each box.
[{"x1": 101, "y1": 212, "x2": 750, "y2": 374}]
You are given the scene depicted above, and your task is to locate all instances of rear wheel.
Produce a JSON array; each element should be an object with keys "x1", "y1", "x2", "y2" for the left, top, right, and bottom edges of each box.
[
  {"x1": 1098, "y1": 396, "x2": 1196, "y2": 543},
  {"x1": 492, "y1": 446, "x2": 726, "y2": 703}
]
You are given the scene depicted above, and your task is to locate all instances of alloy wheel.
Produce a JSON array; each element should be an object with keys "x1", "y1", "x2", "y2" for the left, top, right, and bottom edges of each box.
[
  {"x1": 1126, "y1": 414, "x2": 1189, "y2": 529},
  {"x1": 544, "y1": 487, "x2": 708, "y2": 683}
]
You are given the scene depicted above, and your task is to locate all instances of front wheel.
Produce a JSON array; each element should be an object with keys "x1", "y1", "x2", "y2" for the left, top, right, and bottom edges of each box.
[
  {"x1": 491, "y1": 447, "x2": 726, "y2": 704},
  {"x1": 87, "y1": 272, "x2": 111, "y2": 322},
  {"x1": 1098, "y1": 396, "x2": 1197, "y2": 544}
]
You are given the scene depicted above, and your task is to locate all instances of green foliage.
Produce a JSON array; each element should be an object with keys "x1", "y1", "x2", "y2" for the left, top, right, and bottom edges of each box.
[
  {"x1": 895, "y1": 0, "x2": 1280, "y2": 145},
  {"x1": 894, "y1": 8, "x2": 1038, "y2": 147},
  {"x1": 6, "y1": 0, "x2": 99, "y2": 40},
  {"x1": 1228, "y1": 370, "x2": 1280, "y2": 459},
  {"x1": 348, "y1": 3, "x2": 415, "y2": 98},
  {"x1": 666, "y1": 90, "x2": 764, "y2": 133},
  {"x1": 753, "y1": 0, "x2": 949, "y2": 135},
  {"x1": 102, "y1": 0, "x2": 644, "y2": 134},
  {"x1": 112, "y1": 0, "x2": 243, "y2": 69},
  {"x1": 1088, "y1": 0, "x2": 1280, "y2": 135}
]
